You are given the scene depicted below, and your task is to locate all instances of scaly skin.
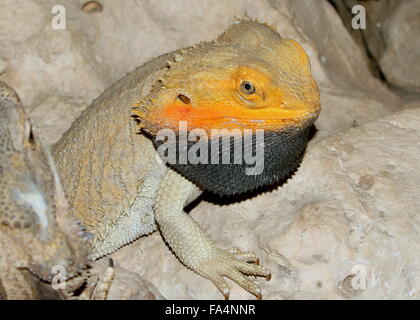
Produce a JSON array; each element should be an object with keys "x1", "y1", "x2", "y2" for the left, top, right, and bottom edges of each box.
[
  {"x1": 53, "y1": 19, "x2": 320, "y2": 299},
  {"x1": 0, "y1": 81, "x2": 89, "y2": 299}
]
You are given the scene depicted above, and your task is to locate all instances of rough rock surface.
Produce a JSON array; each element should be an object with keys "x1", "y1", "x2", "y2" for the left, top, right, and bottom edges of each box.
[
  {"x1": 92, "y1": 259, "x2": 165, "y2": 300},
  {"x1": 378, "y1": 0, "x2": 420, "y2": 94},
  {"x1": 0, "y1": 0, "x2": 418, "y2": 299},
  {"x1": 331, "y1": 0, "x2": 420, "y2": 99}
]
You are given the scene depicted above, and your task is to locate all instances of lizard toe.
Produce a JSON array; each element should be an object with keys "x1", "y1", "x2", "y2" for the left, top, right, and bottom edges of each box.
[
  {"x1": 196, "y1": 247, "x2": 270, "y2": 299},
  {"x1": 229, "y1": 248, "x2": 260, "y2": 264}
]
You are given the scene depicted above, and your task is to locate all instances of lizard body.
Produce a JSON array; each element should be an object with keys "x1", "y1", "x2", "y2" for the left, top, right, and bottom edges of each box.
[
  {"x1": 53, "y1": 19, "x2": 320, "y2": 299},
  {"x1": 0, "y1": 81, "x2": 88, "y2": 299}
]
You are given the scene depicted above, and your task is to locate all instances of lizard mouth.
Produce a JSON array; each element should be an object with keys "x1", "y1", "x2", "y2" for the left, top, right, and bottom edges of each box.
[{"x1": 134, "y1": 97, "x2": 320, "y2": 136}]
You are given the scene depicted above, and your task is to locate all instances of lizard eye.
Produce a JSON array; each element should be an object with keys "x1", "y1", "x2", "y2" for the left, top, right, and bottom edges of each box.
[{"x1": 240, "y1": 81, "x2": 256, "y2": 95}]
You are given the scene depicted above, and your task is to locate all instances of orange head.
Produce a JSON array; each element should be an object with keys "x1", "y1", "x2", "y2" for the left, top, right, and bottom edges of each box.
[{"x1": 133, "y1": 19, "x2": 320, "y2": 136}]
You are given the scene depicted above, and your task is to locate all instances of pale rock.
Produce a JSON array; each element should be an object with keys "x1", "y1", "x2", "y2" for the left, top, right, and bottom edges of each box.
[
  {"x1": 0, "y1": 57, "x2": 7, "y2": 74},
  {"x1": 331, "y1": 0, "x2": 420, "y2": 96},
  {"x1": 92, "y1": 259, "x2": 165, "y2": 300},
  {"x1": 379, "y1": 0, "x2": 420, "y2": 93}
]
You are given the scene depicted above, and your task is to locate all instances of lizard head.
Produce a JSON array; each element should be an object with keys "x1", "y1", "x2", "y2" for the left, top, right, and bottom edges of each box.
[
  {"x1": 134, "y1": 19, "x2": 320, "y2": 134},
  {"x1": 133, "y1": 19, "x2": 320, "y2": 195}
]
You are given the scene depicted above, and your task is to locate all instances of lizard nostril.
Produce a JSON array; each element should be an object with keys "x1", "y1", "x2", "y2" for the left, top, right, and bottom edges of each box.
[{"x1": 177, "y1": 94, "x2": 191, "y2": 104}]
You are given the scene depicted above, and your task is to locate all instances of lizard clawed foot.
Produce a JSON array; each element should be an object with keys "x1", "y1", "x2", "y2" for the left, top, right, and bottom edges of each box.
[
  {"x1": 195, "y1": 247, "x2": 271, "y2": 300},
  {"x1": 92, "y1": 258, "x2": 115, "y2": 300},
  {"x1": 77, "y1": 258, "x2": 115, "y2": 300}
]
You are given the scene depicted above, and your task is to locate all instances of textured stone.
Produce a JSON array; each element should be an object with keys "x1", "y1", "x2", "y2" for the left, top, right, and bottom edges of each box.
[
  {"x1": 0, "y1": 57, "x2": 7, "y2": 75},
  {"x1": 331, "y1": 0, "x2": 420, "y2": 97},
  {"x1": 379, "y1": 0, "x2": 420, "y2": 93},
  {"x1": 92, "y1": 259, "x2": 165, "y2": 300}
]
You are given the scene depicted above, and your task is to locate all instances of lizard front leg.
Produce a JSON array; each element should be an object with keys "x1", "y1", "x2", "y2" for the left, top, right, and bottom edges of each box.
[{"x1": 154, "y1": 169, "x2": 271, "y2": 299}]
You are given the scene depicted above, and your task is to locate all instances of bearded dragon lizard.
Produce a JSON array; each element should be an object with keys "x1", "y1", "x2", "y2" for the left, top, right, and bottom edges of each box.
[
  {"x1": 53, "y1": 19, "x2": 320, "y2": 299},
  {"x1": 0, "y1": 81, "x2": 89, "y2": 299}
]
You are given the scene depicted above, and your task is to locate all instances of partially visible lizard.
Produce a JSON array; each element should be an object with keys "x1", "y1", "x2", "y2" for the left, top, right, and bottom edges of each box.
[
  {"x1": 53, "y1": 19, "x2": 320, "y2": 299},
  {"x1": 0, "y1": 81, "x2": 89, "y2": 299}
]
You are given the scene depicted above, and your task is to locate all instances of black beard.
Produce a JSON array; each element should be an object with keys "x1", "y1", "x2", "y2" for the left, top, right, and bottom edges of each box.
[{"x1": 150, "y1": 125, "x2": 312, "y2": 196}]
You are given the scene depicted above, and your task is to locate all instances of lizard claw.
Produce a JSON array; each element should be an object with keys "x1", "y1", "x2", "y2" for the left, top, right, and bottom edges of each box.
[{"x1": 196, "y1": 247, "x2": 270, "y2": 299}]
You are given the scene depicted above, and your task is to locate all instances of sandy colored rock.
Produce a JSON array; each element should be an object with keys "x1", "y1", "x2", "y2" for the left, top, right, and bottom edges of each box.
[
  {"x1": 107, "y1": 266, "x2": 165, "y2": 300},
  {"x1": 379, "y1": 0, "x2": 420, "y2": 93},
  {"x1": 332, "y1": 0, "x2": 420, "y2": 97},
  {"x1": 0, "y1": 57, "x2": 7, "y2": 75},
  {"x1": 91, "y1": 259, "x2": 165, "y2": 300}
]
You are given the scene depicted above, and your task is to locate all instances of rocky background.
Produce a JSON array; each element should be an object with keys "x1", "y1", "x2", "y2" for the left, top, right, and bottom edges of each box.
[{"x1": 0, "y1": 0, "x2": 419, "y2": 299}]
